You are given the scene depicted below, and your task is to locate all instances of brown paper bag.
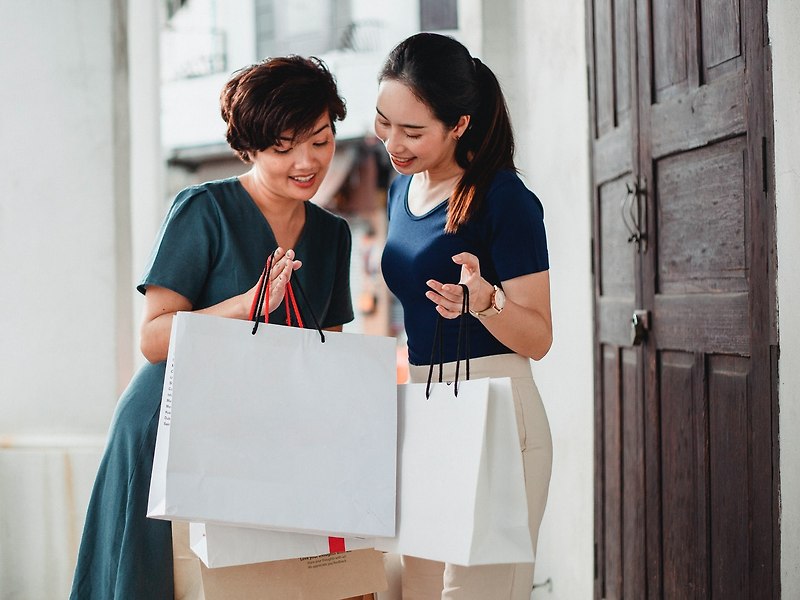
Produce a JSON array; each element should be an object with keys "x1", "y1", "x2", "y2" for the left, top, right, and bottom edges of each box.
[
  {"x1": 173, "y1": 522, "x2": 386, "y2": 600},
  {"x1": 174, "y1": 522, "x2": 206, "y2": 600}
]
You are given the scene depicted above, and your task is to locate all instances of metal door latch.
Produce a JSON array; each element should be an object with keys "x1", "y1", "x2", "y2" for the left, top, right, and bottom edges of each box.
[{"x1": 631, "y1": 309, "x2": 650, "y2": 346}]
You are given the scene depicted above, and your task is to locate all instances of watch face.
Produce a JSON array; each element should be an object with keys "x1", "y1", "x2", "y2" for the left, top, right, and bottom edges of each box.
[{"x1": 494, "y1": 287, "x2": 506, "y2": 310}]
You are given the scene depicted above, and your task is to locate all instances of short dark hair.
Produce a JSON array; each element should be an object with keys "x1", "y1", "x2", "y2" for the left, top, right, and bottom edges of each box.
[
  {"x1": 380, "y1": 33, "x2": 515, "y2": 232},
  {"x1": 220, "y1": 56, "x2": 346, "y2": 162}
]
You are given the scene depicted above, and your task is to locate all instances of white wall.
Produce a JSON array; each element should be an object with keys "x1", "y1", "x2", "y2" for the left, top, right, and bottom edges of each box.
[
  {"x1": 0, "y1": 1, "x2": 132, "y2": 598},
  {"x1": 484, "y1": 2, "x2": 594, "y2": 598},
  {"x1": 770, "y1": 1, "x2": 800, "y2": 596}
]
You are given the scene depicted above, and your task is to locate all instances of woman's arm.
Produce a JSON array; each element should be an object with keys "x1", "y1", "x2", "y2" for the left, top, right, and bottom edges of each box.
[
  {"x1": 425, "y1": 252, "x2": 553, "y2": 361},
  {"x1": 140, "y1": 248, "x2": 300, "y2": 363}
]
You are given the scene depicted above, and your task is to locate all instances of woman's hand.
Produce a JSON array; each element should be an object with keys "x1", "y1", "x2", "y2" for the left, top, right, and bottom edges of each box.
[
  {"x1": 424, "y1": 251, "x2": 553, "y2": 360},
  {"x1": 424, "y1": 252, "x2": 493, "y2": 318},
  {"x1": 140, "y1": 247, "x2": 302, "y2": 363},
  {"x1": 247, "y1": 247, "x2": 302, "y2": 318}
]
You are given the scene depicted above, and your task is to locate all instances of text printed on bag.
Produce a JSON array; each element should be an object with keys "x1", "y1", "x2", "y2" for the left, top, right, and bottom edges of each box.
[{"x1": 162, "y1": 359, "x2": 174, "y2": 427}]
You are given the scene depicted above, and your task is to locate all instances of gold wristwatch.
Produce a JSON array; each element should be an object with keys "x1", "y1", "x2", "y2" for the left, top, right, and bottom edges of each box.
[{"x1": 470, "y1": 285, "x2": 506, "y2": 318}]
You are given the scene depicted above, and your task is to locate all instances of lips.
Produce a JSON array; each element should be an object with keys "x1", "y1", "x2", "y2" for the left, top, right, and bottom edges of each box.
[
  {"x1": 390, "y1": 155, "x2": 414, "y2": 168},
  {"x1": 289, "y1": 174, "x2": 316, "y2": 187}
]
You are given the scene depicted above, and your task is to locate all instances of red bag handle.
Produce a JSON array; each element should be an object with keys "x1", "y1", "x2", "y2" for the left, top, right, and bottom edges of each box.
[{"x1": 248, "y1": 250, "x2": 325, "y2": 340}]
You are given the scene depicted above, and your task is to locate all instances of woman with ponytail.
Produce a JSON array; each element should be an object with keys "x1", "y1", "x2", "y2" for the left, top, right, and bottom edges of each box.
[{"x1": 376, "y1": 33, "x2": 552, "y2": 599}]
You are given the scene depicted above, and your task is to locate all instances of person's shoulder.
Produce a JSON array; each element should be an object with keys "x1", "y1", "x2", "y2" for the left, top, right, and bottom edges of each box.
[
  {"x1": 170, "y1": 178, "x2": 237, "y2": 212},
  {"x1": 481, "y1": 169, "x2": 544, "y2": 219},
  {"x1": 487, "y1": 169, "x2": 529, "y2": 194}
]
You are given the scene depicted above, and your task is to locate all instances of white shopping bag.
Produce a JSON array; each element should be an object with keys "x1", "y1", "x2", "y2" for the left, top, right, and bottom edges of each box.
[
  {"x1": 189, "y1": 522, "x2": 374, "y2": 568},
  {"x1": 374, "y1": 377, "x2": 534, "y2": 565},
  {"x1": 147, "y1": 311, "x2": 397, "y2": 537}
]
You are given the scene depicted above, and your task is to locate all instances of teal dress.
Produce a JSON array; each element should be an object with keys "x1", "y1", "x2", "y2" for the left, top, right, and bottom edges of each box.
[{"x1": 70, "y1": 178, "x2": 354, "y2": 599}]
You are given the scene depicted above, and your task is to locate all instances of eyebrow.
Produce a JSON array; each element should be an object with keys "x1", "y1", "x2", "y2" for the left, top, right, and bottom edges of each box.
[
  {"x1": 279, "y1": 123, "x2": 331, "y2": 142},
  {"x1": 375, "y1": 107, "x2": 426, "y2": 130}
]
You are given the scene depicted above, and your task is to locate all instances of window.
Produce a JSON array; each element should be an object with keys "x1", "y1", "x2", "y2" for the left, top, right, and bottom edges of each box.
[
  {"x1": 255, "y1": 0, "x2": 276, "y2": 59},
  {"x1": 419, "y1": 0, "x2": 458, "y2": 31}
]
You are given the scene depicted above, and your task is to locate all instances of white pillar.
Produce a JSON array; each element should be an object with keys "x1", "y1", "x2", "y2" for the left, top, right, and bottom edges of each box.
[
  {"x1": 0, "y1": 0, "x2": 148, "y2": 597},
  {"x1": 130, "y1": 0, "x2": 165, "y2": 370}
]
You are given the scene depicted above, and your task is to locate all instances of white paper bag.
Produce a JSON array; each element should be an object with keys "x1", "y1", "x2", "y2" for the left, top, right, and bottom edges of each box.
[
  {"x1": 374, "y1": 377, "x2": 534, "y2": 565},
  {"x1": 148, "y1": 311, "x2": 397, "y2": 537},
  {"x1": 189, "y1": 522, "x2": 374, "y2": 568}
]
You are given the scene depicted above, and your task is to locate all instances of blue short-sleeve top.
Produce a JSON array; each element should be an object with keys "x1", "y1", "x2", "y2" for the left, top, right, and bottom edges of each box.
[{"x1": 381, "y1": 170, "x2": 549, "y2": 365}]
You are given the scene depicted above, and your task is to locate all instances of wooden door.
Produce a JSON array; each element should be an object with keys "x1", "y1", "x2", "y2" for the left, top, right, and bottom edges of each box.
[{"x1": 587, "y1": 0, "x2": 778, "y2": 598}]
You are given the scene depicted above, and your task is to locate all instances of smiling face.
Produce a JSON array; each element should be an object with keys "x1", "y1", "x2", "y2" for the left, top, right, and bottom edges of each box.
[
  {"x1": 374, "y1": 79, "x2": 468, "y2": 179},
  {"x1": 248, "y1": 112, "x2": 335, "y2": 204}
]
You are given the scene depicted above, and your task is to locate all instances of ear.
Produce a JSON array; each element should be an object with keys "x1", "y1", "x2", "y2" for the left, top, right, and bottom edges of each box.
[{"x1": 452, "y1": 115, "x2": 471, "y2": 140}]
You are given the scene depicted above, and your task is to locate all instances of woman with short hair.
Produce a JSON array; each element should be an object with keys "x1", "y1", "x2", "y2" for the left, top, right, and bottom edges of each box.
[{"x1": 70, "y1": 55, "x2": 354, "y2": 599}]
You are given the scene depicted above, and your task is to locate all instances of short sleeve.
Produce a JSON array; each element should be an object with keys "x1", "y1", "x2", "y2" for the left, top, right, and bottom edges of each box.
[
  {"x1": 481, "y1": 174, "x2": 549, "y2": 282},
  {"x1": 321, "y1": 219, "x2": 354, "y2": 328},
  {"x1": 137, "y1": 186, "x2": 221, "y2": 304}
]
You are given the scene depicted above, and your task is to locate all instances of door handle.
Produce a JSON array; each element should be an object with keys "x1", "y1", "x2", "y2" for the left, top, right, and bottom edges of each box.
[
  {"x1": 631, "y1": 309, "x2": 650, "y2": 346},
  {"x1": 622, "y1": 178, "x2": 648, "y2": 251}
]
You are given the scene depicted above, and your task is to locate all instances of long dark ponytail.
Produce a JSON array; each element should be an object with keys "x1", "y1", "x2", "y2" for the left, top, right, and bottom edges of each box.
[{"x1": 379, "y1": 33, "x2": 516, "y2": 232}]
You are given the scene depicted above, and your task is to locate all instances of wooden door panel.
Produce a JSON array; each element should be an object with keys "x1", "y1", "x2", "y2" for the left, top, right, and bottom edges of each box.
[
  {"x1": 708, "y1": 355, "x2": 750, "y2": 596},
  {"x1": 653, "y1": 293, "x2": 749, "y2": 355},
  {"x1": 621, "y1": 348, "x2": 645, "y2": 599},
  {"x1": 700, "y1": 0, "x2": 744, "y2": 81},
  {"x1": 599, "y1": 178, "x2": 637, "y2": 298},
  {"x1": 651, "y1": 135, "x2": 752, "y2": 355},
  {"x1": 592, "y1": 0, "x2": 632, "y2": 136},
  {"x1": 652, "y1": 0, "x2": 688, "y2": 99},
  {"x1": 599, "y1": 345, "x2": 644, "y2": 600},
  {"x1": 658, "y1": 352, "x2": 754, "y2": 598},
  {"x1": 656, "y1": 137, "x2": 749, "y2": 294},
  {"x1": 601, "y1": 345, "x2": 623, "y2": 600},
  {"x1": 660, "y1": 351, "x2": 709, "y2": 599},
  {"x1": 650, "y1": 73, "x2": 745, "y2": 158},
  {"x1": 594, "y1": 123, "x2": 633, "y2": 184}
]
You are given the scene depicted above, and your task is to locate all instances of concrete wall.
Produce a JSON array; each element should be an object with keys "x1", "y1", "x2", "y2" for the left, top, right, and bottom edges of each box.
[
  {"x1": 483, "y1": 2, "x2": 594, "y2": 598},
  {"x1": 770, "y1": 1, "x2": 800, "y2": 595},
  {"x1": 0, "y1": 1, "x2": 132, "y2": 598}
]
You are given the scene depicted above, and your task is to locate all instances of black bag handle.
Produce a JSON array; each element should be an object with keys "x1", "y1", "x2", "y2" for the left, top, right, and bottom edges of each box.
[
  {"x1": 425, "y1": 283, "x2": 471, "y2": 399},
  {"x1": 249, "y1": 249, "x2": 325, "y2": 343}
]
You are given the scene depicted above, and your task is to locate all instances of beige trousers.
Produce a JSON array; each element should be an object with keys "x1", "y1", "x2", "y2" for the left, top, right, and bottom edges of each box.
[{"x1": 401, "y1": 354, "x2": 553, "y2": 600}]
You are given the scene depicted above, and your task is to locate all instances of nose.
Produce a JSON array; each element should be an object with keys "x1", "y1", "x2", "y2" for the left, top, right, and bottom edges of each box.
[
  {"x1": 293, "y1": 143, "x2": 317, "y2": 168},
  {"x1": 383, "y1": 131, "x2": 404, "y2": 156}
]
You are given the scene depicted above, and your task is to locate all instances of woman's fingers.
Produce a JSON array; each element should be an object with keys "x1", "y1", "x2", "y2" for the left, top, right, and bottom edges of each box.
[
  {"x1": 268, "y1": 248, "x2": 303, "y2": 281},
  {"x1": 452, "y1": 252, "x2": 480, "y2": 276},
  {"x1": 426, "y1": 279, "x2": 461, "y2": 300},
  {"x1": 259, "y1": 248, "x2": 304, "y2": 314},
  {"x1": 426, "y1": 280, "x2": 467, "y2": 318}
]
